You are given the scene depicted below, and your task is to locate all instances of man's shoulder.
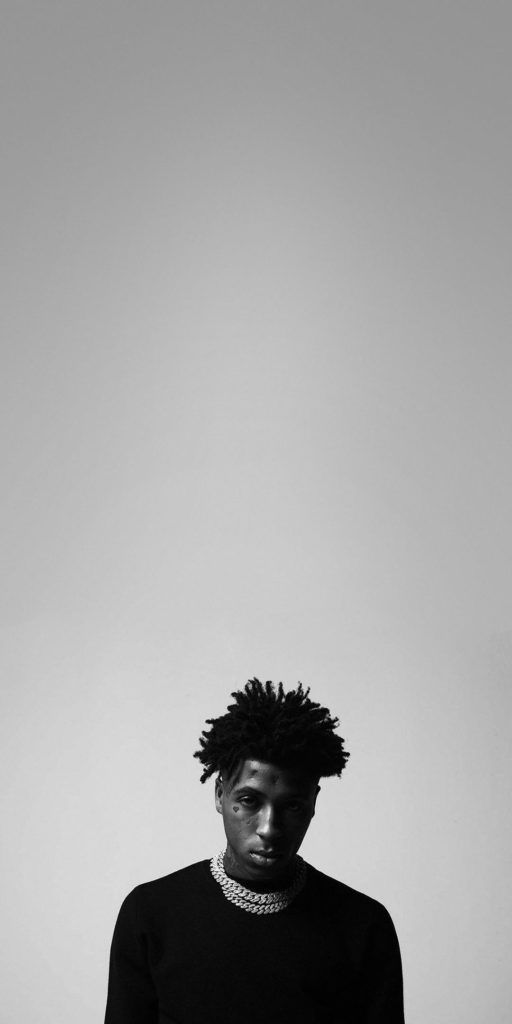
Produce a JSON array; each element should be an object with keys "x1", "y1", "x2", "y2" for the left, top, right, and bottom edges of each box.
[
  {"x1": 134, "y1": 858, "x2": 210, "y2": 893},
  {"x1": 305, "y1": 863, "x2": 394, "y2": 923},
  {"x1": 120, "y1": 859, "x2": 211, "y2": 909}
]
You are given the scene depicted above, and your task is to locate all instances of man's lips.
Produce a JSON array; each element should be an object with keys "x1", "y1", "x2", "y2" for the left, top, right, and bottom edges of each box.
[{"x1": 249, "y1": 849, "x2": 285, "y2": 865}]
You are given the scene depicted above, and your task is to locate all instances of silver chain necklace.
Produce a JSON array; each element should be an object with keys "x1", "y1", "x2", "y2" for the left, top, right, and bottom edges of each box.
[{"x1": 210, "y1": 850, "x2": 307, "y2": 915}]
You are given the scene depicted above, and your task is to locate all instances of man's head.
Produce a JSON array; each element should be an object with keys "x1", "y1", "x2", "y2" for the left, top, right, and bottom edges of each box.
[
  {"x1": 214, "y1": 757, "x2": 319, "y2": 885},
  {"x1": 194, "y1": 678, "x2": 350, "y2": 884}
]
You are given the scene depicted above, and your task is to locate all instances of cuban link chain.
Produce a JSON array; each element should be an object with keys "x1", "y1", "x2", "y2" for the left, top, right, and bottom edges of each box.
[{"x1": 210, "y1": 850, "x2": 307, "y2": 914}]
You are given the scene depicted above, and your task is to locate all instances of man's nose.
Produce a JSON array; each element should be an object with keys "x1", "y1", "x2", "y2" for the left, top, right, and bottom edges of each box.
[{"x1": 256, "y1": 805, "x2": 281, "y2": 839}]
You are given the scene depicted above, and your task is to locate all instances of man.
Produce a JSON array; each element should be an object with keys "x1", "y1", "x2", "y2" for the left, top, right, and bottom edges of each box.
[{"x1": 104, "y1": 679, "x2": 405, "y2": 1022}]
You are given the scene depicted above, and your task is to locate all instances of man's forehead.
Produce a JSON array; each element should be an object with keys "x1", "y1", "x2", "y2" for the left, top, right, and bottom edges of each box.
[
  {"x1": 243, "y1": 764, "x2": 281, "y2": 788},
  {"x1": 234, "y1": 758, "x2": 315, "y2": 791}
]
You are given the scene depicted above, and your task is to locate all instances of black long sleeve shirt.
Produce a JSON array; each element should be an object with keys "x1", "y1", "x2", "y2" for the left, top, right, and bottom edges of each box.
[{"x1": 104, "y1": 859, "x2": 405, "y2": 1023}]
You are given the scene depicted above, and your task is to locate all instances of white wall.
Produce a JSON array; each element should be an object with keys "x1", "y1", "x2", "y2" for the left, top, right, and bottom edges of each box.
[{"x1": 2, "y1": 3, "x2": 511, "y2": 1022}]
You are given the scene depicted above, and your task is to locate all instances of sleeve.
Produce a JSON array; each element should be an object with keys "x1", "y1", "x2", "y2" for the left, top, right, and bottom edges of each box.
[
  {"x1": 104, "y1": 887, "x2": 159, "y2": 1024},
  {"x1": 361, "y1": 904, "x2": 405, "y2": 1023}
]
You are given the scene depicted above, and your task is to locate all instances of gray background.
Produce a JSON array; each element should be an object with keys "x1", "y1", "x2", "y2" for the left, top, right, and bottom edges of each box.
[{"x1": 2, "y1": 3, "x2": 511, "y2": 1022}]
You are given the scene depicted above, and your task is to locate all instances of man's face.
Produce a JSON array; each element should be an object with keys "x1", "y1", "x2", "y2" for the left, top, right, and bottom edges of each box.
[{"x1": 215, "y1": 758, "x2": 319, "y2": 885}]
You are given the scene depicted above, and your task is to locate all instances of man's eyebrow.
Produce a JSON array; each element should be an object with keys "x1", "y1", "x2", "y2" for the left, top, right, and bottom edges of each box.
[{"x1": 232, "y1": 786, "x2": 307, "y2": 800}]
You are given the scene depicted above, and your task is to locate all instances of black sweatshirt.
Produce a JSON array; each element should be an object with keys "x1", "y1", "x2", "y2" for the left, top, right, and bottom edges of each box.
[{"x1": 104, "y1": 859, "x2": 405, "y2": 1023}]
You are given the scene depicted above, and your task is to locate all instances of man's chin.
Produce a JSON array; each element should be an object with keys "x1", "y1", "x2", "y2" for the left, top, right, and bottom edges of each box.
[
  {"x1": 224, "y1": 850, "x2": 295, "y2": 886},
  {"x1": 244, "y1": 851, "x2": 298, "y2": 885}
]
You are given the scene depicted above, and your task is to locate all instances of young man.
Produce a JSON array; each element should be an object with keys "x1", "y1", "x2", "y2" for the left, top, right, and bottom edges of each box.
[{"x1": 104, "y1": 679, "x2": 405, "y2": 1023}]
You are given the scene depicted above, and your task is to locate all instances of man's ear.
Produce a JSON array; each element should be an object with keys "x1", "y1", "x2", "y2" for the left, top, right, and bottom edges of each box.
[
  {"x1": 215, "y1": 774, "x2": 224, "y2": 814},
  {"x1": 311, "y1": 784, "x2": 321, "y2": 817}
]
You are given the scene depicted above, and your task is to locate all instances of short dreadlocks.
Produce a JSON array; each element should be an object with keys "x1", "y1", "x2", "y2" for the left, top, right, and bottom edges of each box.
[{"x1": 194, "y1": 678, "x2": 350, "y2": 784}]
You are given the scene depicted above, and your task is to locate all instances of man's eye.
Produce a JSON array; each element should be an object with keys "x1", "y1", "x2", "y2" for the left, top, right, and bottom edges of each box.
[{"x1": 239, "y1": 796, "x2": 257, "y2": 806}]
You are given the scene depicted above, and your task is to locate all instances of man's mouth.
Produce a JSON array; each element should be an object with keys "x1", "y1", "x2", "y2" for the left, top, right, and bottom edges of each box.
[{"x1": 249, "y1": 849, "x2": 283, "y2": 867}]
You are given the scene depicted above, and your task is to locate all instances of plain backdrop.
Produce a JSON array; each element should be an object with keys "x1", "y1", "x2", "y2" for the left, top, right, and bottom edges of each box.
[{"x1": 1, "y1": 3, "x2": 511, "y2": 1022}]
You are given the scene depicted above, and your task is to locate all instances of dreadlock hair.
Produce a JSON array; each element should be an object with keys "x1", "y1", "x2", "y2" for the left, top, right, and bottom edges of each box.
[{"x1": 194, "y1": 678, "x2": 350, "y2": 784}]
